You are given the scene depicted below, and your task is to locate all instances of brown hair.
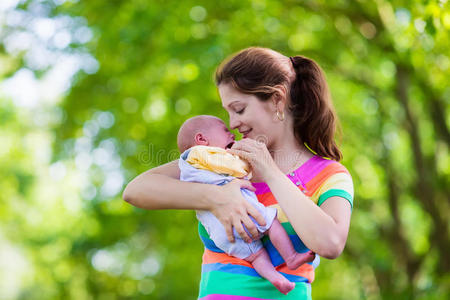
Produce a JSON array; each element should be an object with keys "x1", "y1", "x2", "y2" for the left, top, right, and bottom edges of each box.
[{"x1": 215, "y1": 47, "x2": 342, "y2": 161}]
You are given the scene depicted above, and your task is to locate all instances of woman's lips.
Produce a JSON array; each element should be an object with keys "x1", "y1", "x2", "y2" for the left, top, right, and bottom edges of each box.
[{"x1": 241, "y1": 129, "x2": 252, "y2": 138}]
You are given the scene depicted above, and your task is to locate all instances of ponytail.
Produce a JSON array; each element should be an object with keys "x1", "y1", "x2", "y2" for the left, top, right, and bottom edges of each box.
[{"x1": 289, "y1": 56, "x2": 342, "y2": 161}]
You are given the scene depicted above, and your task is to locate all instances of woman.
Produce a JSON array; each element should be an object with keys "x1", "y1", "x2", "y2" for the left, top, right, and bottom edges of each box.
[{"x1": 123, "y1": 47, "x2": 354, "y2": 299}]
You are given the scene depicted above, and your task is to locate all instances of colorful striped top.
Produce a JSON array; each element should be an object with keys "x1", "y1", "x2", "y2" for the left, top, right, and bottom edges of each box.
[{"x1": 197, "y1": 155, "x2": 354, "y2": 300}]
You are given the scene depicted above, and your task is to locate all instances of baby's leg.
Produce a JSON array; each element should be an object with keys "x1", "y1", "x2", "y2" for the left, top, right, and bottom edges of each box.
[
  {"x1": 245, "y1": 248, "x2": 295, "y2": 295},
  {"x1": 267, "y1": 219, "x2": 315, "y2": 270}
]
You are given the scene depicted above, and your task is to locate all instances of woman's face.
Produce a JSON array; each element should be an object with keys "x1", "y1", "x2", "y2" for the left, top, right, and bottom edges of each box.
[{"x1": 219, "y1": 83, "x2": 277, "y2": 145}]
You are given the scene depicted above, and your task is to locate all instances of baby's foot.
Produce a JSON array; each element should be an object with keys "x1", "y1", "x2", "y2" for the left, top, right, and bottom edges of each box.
[
  {"x1": 285, "y1": 251, "x2": 315, "y2": 270},
  {"x1": 272, "y1": 279, "x2": 295, "y2": 295}
]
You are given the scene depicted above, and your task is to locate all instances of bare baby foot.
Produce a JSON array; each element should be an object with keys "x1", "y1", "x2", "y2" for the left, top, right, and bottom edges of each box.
[
  {"x1": 273, "y1": 278, "x2": 295, "y2": 295},
  {"x1": 285, "y1": 251, "x2": 315, "y2": 270}
]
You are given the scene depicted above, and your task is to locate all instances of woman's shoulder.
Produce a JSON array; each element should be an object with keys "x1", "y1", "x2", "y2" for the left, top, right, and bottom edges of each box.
[{"x1": 298, "y1": 156, "x2": 354, "y2": 208}]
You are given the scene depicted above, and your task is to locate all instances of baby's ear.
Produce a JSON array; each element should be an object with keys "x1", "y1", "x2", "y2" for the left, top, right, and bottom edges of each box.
[{"x1": 194, "y1": 133, "x2": 209, "y2": 146}]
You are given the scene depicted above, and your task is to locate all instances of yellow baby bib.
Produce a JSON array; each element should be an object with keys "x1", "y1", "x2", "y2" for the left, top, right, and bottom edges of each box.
[{"x1": 186, "y1": 145, "x2": 251, "y2": 178}]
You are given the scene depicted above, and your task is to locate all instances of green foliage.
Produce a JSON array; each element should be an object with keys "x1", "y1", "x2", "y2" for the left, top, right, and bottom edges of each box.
[{"x1": 0, "y1": 0, "x2": 449, "y2": 299}]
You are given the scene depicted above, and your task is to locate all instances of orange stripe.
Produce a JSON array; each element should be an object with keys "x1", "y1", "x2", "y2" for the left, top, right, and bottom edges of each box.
[
  {"x1": 256, "y1": 192, "x2": 277, "y2": 206},
  {"x1": 202, "y1": 249, "x2": 315, "y2": 281},
  {"x1": 277, "y1": 263, "x2": 314, "y2": 281},
  {"x1": 202, "y1": 249, "x2": 253, "y2": 267},
  {"x1": 305, "y1": 163, "x2": 349, "y2": 194}
]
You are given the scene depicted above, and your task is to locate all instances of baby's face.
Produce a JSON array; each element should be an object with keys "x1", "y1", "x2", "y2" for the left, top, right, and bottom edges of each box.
[{"x1": 205, "y1": 120, "x2": 235, "y2": 149}]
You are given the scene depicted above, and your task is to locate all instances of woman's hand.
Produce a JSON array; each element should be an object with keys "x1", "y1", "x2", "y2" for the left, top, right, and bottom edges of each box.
[
  {"x1": 227, "y1": 138, "x2": 278, "y2": 182},
  {"x1": 208, "y1": 179, "x2": 266, "y2": 243}
]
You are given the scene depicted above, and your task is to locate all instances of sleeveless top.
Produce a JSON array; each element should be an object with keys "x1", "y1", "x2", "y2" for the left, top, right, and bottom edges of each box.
[{"x1": 197, "y1": 155, "x2": 354, "y2": 299}]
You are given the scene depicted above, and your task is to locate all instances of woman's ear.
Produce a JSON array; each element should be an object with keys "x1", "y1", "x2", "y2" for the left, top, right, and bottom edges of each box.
[
  {"x1": 272, "y1": 84, "x2": 288, "y2": 111},
  {"x1": 194, "y1": 133, "x2": 209, "y2": 146}
]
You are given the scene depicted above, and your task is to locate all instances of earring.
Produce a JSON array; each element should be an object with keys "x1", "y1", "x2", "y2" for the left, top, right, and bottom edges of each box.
[{"x1": 276, "y1": 110, "x2": 285, "y2": 121}]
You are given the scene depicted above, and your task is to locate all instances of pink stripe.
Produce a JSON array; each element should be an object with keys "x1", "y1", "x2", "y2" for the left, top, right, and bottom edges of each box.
[
  {"x1": 252, "y1": 181, "x2": 270, "y2": 195},
  {"x1": 252, "y1": 155, "x2": 331, "y2": 195},
  {"x1": 200, "y1": 295, "x2": 274, "y2": 300},
  {"x1": 295, "y1": 156, "x2": 333, "y2": 185}
]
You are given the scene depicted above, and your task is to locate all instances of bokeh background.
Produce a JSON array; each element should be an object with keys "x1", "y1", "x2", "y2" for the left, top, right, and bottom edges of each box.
[{"x1": 0, "y1": 0, "x2": 449, "y2": 299}]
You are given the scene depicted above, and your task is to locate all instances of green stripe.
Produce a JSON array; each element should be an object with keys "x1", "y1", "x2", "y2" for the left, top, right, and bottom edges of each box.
[
  {"x1": 281, "y1": 222, "x2": 296, "y2": 235},
  {"x1": 317, "y1": 189, "x2": 353, "y2": 209},
  {"x1": 199, "y1": 270, "x2": 310, "y2": 299},
  {"x1": 198, "y1": 222, "x2": 209, "y2": 238}
]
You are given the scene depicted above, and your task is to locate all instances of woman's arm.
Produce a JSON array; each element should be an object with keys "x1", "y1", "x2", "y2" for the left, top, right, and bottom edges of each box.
[
  {"x1": 265, "y1": 169, "x2": 351, "y2": 259},
  {"x1": 228, "y1": 139, "x2": 352, "y2": 259},
  {"x1": 122, "y1": 160, "x2": 267, "y2": 242},
  {"x1": 123, "y1": 160, "x2": 212, "y2": 210}
]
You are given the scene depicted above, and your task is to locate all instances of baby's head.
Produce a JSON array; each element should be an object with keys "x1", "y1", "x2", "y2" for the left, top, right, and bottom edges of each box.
[{"x1": 177, "y1": 115, "x2": 235, "y2": 153}]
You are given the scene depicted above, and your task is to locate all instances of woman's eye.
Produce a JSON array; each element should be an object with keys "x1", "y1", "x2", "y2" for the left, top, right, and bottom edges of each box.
[{"x1": 236, "y1": 108, "x2": 245, "y2": 114}]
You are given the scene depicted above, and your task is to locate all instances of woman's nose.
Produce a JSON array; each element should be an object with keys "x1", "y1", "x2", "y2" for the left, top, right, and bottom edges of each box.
[{"x1": 229, "y1": 115, "x2": 240, "y2": 130}]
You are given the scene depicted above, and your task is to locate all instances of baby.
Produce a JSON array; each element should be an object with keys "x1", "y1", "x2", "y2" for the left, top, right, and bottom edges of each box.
[{"x1": 177, "y1": 115, "x2": 314, "y2": 295}]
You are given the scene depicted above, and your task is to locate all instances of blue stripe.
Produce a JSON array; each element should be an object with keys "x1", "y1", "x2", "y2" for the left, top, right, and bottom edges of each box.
[
  {"x1": 199, "y1": 235, "x2": 225, "y2": 253},
  {"x1": 262, "y1": 234, "x2": 310, "y2": 267},
  {"x1": 201, "y1": 232, "x2": 310, "y2": 261},
  {"x1": 202, "y1": 263, "x2": 309, "y2": 282}
]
